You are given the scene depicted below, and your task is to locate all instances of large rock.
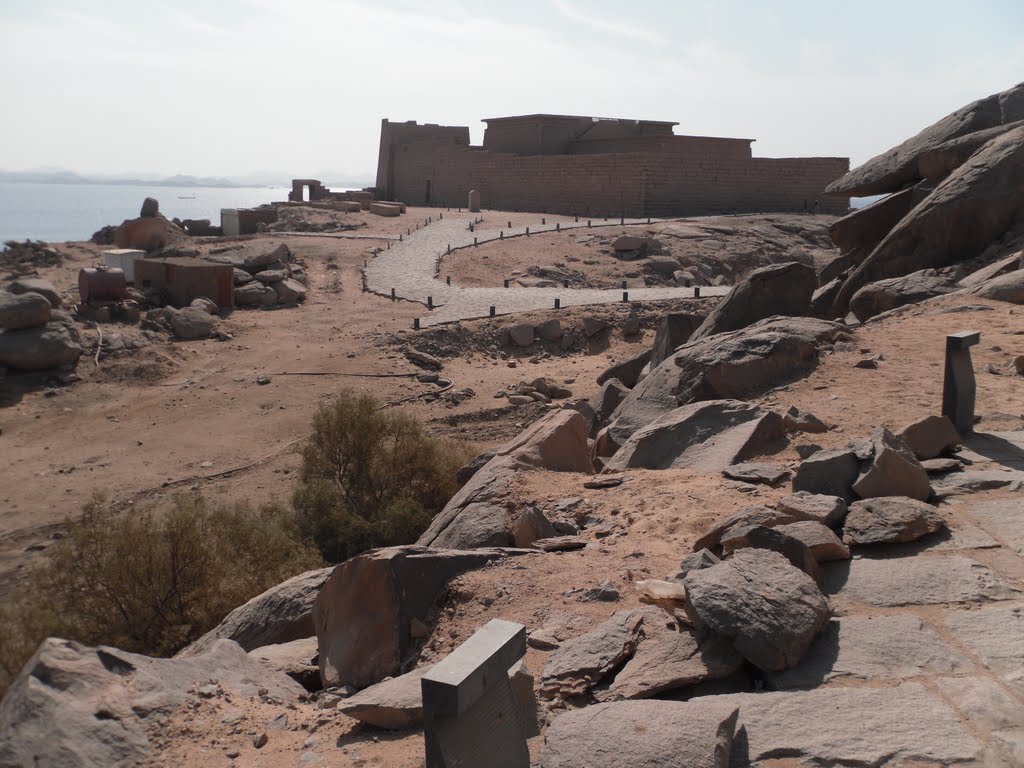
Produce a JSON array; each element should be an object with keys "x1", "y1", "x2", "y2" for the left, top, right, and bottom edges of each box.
[
  {"x1": 775, "y1": 521, "x2": 850, "y2": 562},
  {"x1": 0, "y1": 638, "x2": 304, "y2": 768},
  {"x1": 540, "y1": 699, "x2": 740, "y2": 768},
  {"x1": 180, "y1": 567, "x2": 333, "y2": 656},
  {"x1": 692, "y1": 505, "x2": 806, "y2": 554},
  {"x1": 606, "y1": 317, "x2": 848, "y2": 445},
  {"x1": 596, "y1": 348, "x2": 650, "y2": 388},
  {"x1": 540, "y1": 610, "x2": 644, "y2": 699},
  {"x1": 848, "y1": 270, "x2": 960, "y2": 321},
  {"x1": 834, "y1": 124, "x2": 1024, "y2": 313},
  {"x1": 918, "y1": 119, "x2": 1024, "y2": 182},
  {"x1": 0, "y1": 322, "x2": 82, "y2": 370},
  {"x1": 0, "y1": 290, "x2": 51, "y2": 330},
  {"x1": 683, "y1": 549, "x2": 830, "y2": 671},
  {"x1": 970, "y1": 268, "x2": 1024, "y2": 304},
  {"x1": 825, "y1": 81, "x2": 1024, "y2": 196},
  {"x1": 958, "y1": 249, "x2": 1022, "y2": 288},
  {"x1": 114, "y1": 215, "x2": 176, "y2": 251},
  {"x1": 696, "y1": 683, "x2": 985, "y2": 765},
  {"x1": 689, "y1": 262, "x2": 816, "y2": 342},
  {"x1": 7, "y1": 278, "x2": 62, "y2": 308},
  {"x1": 206, "y1": 242, "x2": 290, "y2": 271},
  {"x1": 312, "y1": 546, "x2": 513, "y2": 688},
  {"x1": 843, "y1": 496, "x2": 945, "y2": 545},
  {"x1": 827, "y1": 185, "x2": 921, "y2": 254},
  {"x1": 897, "y1": 414, "x2": 961, "y2": 460},
  {"x1": 168, "y1": 306, "x2": 216, "y2": 340},
  {"x1": 649, "y1": 311, "x2": 703, "y2": 369},
  {"x1": 776, "y1": 491, "x2": 848, "y2": 527},
  {"x1": 589, "y1": 378, "x2": 630, "y2": 431},
  {"x1": 248, "y1": 637, "x2": 319, "y2": 690},
  {"x1": 274, "y1": 278, "x2": 307, "y2": 303},
  {"x1": 719, "y1": 524, "x2": 818, "y2": 578},
  {"x1": 234, "y1": 281, "x2": 277, "y2": 306},
  {"x1": 418, "y1": 410, "x2": 593, "y2": 549},
  {"x1": 791, "y1": 448, "x2": 859, "y2": 499},
  {"x1": 852, "y1": 427, "x2": 931, "y2": 501},
  {"x1": 604, "y1": 400, "x2": 784, "y2": 473},
  {"x1": 604, "y1": 619, "x2": 743, "y2": 700}
]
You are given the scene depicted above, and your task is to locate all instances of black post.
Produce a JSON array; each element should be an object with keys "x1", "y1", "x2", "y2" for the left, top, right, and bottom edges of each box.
[
  {"x1": 695, "y1": 286, "x2": 701, "y2": 298},
  {"x1": 622, "y1": 291, "x2": 629, "y2": 302},
  {"x1": 554, "y1": 298, "x2": 560, "y2": 309},
  {"x1": 391, "y1": 287, "x2": 396, "y2": 300},
  {"x1": 504, "y1": 279, "x2": 509, "y2": 288},
  {"x1": 414, "y1": 318, "x2": 420, "y2": 330},
  {"x1": 446, "y1": 276, "x2": 451, "y2": 285},
  {"x1": 427, "y1": 296, "x2": 433, "y2": 310},
  {"x1": 489, "y1": 306, "x2": 496, "y2": 317}
]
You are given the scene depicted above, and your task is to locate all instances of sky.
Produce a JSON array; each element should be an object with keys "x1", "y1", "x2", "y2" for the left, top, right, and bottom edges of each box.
[{"x1": 1, "y1": 0, "x2": 1022, "y2": 181}]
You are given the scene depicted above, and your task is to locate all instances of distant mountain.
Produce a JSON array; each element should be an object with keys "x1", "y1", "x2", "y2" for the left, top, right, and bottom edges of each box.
[{"x1": 0, "y1": 169, "x2": 375, "y2": 189}]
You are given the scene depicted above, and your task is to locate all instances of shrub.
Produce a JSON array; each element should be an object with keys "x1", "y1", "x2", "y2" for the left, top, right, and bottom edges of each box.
[
  {"x1": 292, "y1": 389, "x2": 475, "y2": 562},
  {"x1": 0, "y1": 493, "x2": 321, "y2": 697}
]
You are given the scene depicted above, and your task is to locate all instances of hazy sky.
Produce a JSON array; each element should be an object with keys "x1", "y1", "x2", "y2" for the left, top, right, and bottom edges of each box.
[{"x1": 1, "y1": 0, "x2": 1022, "y2": 180}]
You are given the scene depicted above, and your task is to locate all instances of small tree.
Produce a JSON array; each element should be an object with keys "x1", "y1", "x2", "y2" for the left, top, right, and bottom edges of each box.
[{"x1": 292, "y1": 389, "x2": 472, "y2": 562}]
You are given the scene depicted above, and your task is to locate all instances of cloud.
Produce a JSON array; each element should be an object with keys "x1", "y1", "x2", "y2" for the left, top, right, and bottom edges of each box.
[{"x1": 551, "y1": 0, "x2": 663, "y2": 45}]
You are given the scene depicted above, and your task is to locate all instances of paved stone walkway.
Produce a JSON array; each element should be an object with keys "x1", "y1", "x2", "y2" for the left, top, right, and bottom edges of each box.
[
  {"x1": 727, "y1": 430, "x2": 1024, "y2": 765},
  {"x1": 362, "y1": 212, "x2": 730, "y2": 327}
]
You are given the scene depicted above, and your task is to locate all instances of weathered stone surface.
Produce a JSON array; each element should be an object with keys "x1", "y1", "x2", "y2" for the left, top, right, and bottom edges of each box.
[
  {"x1": 607, "y1": 317, "x2": 848, "y2": 444},
  {"x1": 512, "y1": 507, "x2": 556, "y2": 548},
  {"x1": 7, "y1": 278, "x2": 61, "y2": 307},
  {"x1": 207, "y1": 242, "x2": 289, "y2": 270},
  {"x1": 721, "y1": 462, "x2": 789, "y2": 485},
  {"x1": 540, "y1": 610, "x2": 643, "y2": 699},
  {"x1": 540, "y1": 699, "x2": 739, "y2": 768},
  {"x1": 595, "y1": 348, "x2": 650, "y2": 388},
  {"x1": 140, "y1": 196, "x2": 159, "y2": 217},
  {"x1": 944, "y1": 604, "x2": 1024, "y2": 696},
  {"x1": 181, "y1": 567, "x2": 333, "y2": 656},
  {"x1": 677, "y1": 549, "x2": 720, "y2": 578},
  {"x1": 849, "y1": 270, "x2": 960, "y2": 321},
  {"x1": 935, "y1": 675, "x2": 1024, "y2": 748},
  {"x1": 419, "y1": 410, "x2": 593, "y2": 549},
  {"x1": 234, "y1": 281, "x2": 277, "y2": 306},
  {"x1": 692, "y1": 506, "x2": 803, "y2": 554},
  {"x1": 768, "y1": 615, "x2": 972, "y2": 689},
  {"x1": 702, "y1": 683, "x2": 984, "y2": 765},
  {"x1": 777, "y1": 491, "x2": 848, "y2": 527},
  {"x1": 248, "y1": 637, "x2": 319, "y2": 690},
  {"x1": 683, "y1": 549, "x2": 830, "y2": 671},
  {"x1": 791, "y1": 448, "x2": 859, "y2": 499},
  {"x1": 273, "y1": 278, "x2": 307, "y2": 303},
  {"x1": 689, "y1": 262, "x2": 816, "y2": 342},
  {"x1": 0, "y1": 638, "x2": 304, "y2": 768},
  {"x1": 0, "y1": 290, "x2": 50, "y2": 330},
  {"x1": 827, "y1": 185, "x2": 921, "y2": 253},
  {"x1": 898, "y1": 414, "x2": 961, "y2": 460},
  {"x1": 338, "y1": 666, "x2": 430, "y2": 729},
  {"x1": 932, "y1": 469, "x2": 1024, "y2": 497},
  {"x1": 834, "y1": 124, "x2": 1024, "y2": 313},
  {"x1": 843, "y1": 496, "x2": 945, "y2": 545},
  {"x1": 0, "y1": 322, "x2": 82, "y2": 370},
  {"x1": 782, "y1": 405, "x2": 828, "y2": 434},
  {"x1": 959, "y1": 498, "x2": 1024, "y2": 555},
  {"x1": 604, "y1": 400, "x2": 784, "y2": 473},
  {"x1": 970, "y1": 268, "x2": 1024, "y2": 304},
  {"x1": 169, "y1": 306, "x2": 216, "y2": 340},
  {"x1": 825, "y1": 81, "x2": 1024, "y2": 196},
  {"x1": 822, "y1": 554, "x2": 1020, "y2": 607},
  {"x1": 852, "y1": 427, "x2": 931, "y2": 501},
  {"x1": 775, "y1": 520, "x2": 850, "y2": 562},
  {"x1": 114, "y1": 215, "x2": 176, "y2": 251},
  {"x1": 922, "y1": 457, "x2": 962, "y2": 473},
  {"x1": 918, "y1": 119, "x2": 1024, "y2": 182},
  {"x1": 720, "y1": 525, "x2": 818, "y2": 578},
  {"x1": 959, "y1": 249, "x2": 1022, "y2": 288},
  {"x1": 313, "y1": 546, "x2": 512, "y2": 688},
  {"x1": 589, "y1": 378, "x2": 630, "y2": 431},
  {"x1": 649, "y1": 311, "x2": 703, "y2": 370}
]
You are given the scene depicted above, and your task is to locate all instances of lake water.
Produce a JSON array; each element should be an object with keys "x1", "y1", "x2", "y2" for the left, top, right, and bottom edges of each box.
[{"x1": 0, "y1": 182, "x2": 291, "y2": 243}]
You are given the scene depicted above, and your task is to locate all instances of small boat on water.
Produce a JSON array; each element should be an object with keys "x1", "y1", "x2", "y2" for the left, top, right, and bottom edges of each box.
[{"x1": 178, "y1": 195, "x2": 196, "y2": 199}]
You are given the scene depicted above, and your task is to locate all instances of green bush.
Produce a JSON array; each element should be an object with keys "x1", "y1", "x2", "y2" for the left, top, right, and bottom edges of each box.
[
  {"x1": 292, "y1": 389, "x2": 474, "y2": 562},
  {"x1": 0, "y1": 493, "x2": 322, "y2": 697}
]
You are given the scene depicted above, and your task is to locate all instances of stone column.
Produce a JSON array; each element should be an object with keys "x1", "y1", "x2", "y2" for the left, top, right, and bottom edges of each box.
[
  {"x1": 942, "y1": 330, "x2": 980, "y2": 434},
  {"x1": 468, "y1": 190, "x2": 481, "y2": 213}
]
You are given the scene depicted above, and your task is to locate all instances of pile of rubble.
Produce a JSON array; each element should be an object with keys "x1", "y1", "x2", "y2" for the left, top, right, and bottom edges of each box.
[
  {"x1": 203, "y1": 241, "x2": 308, "y2": 307},
  {"x1": 0, "y1": 278, "x2": 82, "y2": 371},
  {"x1": 0, "y1": 240, "x2": 64, "y2": 276}
]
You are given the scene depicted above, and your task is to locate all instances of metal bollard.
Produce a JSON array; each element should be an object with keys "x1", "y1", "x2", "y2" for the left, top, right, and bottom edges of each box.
[
  {"x1": 508, "y1": 221, "x2": 511, "y2": 228},
  {"x1": 563, "y1": 280, "x2": 569, "y2": 288},
  {"x1": 504, "y1": 279, "x2": 509, "y2": 288},
  {"x1": 500, "y1": 231, "x2": 503, "y2": 239},
  {"x1": 474, "y1": 236, "x2": 478, "y2": 246},
  {"x1": 399, "y1": 234, "x2": 403, "y2": 241},
  {"x1": 489, "y1": 306, "x2": 496, "y2": 317},
  {"x1": 554, "y1": 298, "x2": 560, "y2": 309},
  {"x1": 428, "y1": 296, "x2": 433, "y2": 310},
  {"x1": 695, "y1": 286, "x2": 701, "y2": 298},
  {"x1": 446, "y1": 276, "x2": 451, "y2": 285},
  {"x1": 556, "y1": 222, "x2": 560, "y2": 231},
  {"x1": 587, "y1": 220, "x2": 591, "y2": 227},
  {"x1": 526, "y1": 227, "x2": 529, "y2": 236},
  {"x1": 414, "y1": 318, "x2": 420, "y2": 330},
  {"x1": 622, "y1": 291, "x2": 629, "y2": 302},
  {"x1": 391, "y1": 288, "x2": 396, "y2": 300},
  {"x1": 621, "y1": 280, "x2": 627, "y2": 289},
  {"x1": 542, "y1": 218, "x2": 546, "y2": 225},
  {"x1": 620, "y1": 216, "x2": 624, "y2": 225}
]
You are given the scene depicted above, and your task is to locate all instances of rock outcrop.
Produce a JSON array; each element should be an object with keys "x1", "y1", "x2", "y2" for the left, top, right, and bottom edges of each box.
[
  {"x1": 849, "y1": 270, "x2": 960, "y2": 322},
  {"x1": 0, "y1": 638, "x2": 303, "y2": 768}
]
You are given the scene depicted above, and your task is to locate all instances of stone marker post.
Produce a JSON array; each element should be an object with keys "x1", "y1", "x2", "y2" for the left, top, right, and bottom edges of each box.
[
  {"x1": 422, "y1": 619, "x2": 529, "y2": 768},
  {"x1": 468, "y1": 190, "x2": 481, "y2": 213},
  {"x1": 943, "y1": 330, "x2": 980, "y2": 434}
]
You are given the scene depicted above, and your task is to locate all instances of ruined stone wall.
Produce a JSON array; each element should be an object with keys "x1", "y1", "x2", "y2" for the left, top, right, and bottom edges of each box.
[{"x1": 388, "y1": 141, "x2": 850, "y2": 216}]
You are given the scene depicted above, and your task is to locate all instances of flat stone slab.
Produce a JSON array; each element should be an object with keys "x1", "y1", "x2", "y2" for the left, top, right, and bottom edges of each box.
[
  {"x1": 932, "y1": 469, "x2": 1024, "y2": 498},
  {"x1": 957, "y1": 431, "x2": 1024, "y2": 470},
  {"x1": 822, "y1": 554, "x2": 1020, "y2": 608},
  {"x1": 961, "y1": 498, "x2": 1024, "y2": 555},
  {"x1": 935, "y1": 675, "x2": 1024, "y2": 732},
  {"x1": 699, "y1": 682, "x2": 984, "y2": 766},
  {"x1": 768, "y1": 615, "x2": 975, "y2": 689},
  {"x1": 943, "y1": 603, "x2": 1024, "y2": 696}
]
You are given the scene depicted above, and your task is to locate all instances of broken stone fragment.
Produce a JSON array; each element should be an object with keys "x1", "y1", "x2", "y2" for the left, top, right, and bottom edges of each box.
[{"x1": 842, "y1": 496, "x2": 945, "y2": 546}]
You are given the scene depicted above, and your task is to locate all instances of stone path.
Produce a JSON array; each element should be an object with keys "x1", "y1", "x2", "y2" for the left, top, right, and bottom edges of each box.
[
  {"x1": 362, "y1": 212, "x2": 731, "y2": 328},
  {"x1": 722, "y1": 431, "x2": 1024, "y2": 765}
]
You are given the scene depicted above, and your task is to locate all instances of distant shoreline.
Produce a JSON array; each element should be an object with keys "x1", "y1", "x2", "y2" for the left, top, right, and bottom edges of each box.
[{"x1": 0, "y1": 174, "x2": 374, "y2": 190}]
